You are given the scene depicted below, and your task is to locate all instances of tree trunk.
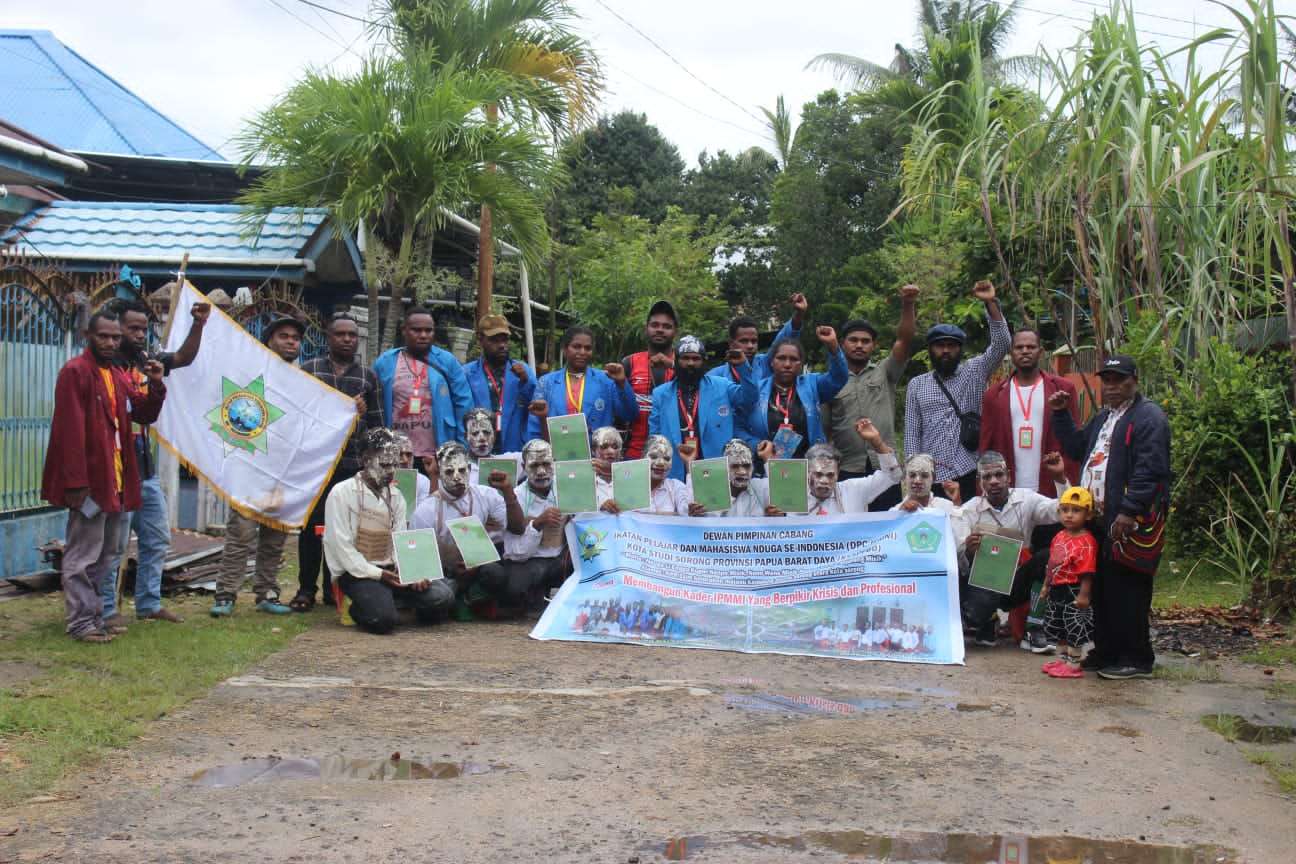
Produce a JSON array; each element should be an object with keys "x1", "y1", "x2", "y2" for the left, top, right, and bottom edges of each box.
[
  {"x1": 546, "y1": 252, "x2": 558, "y2": 370},
  {"x1": 363, "y1": 222, "x2": 381, "y2": 363},
  {"x1": 380, "y1": 224, "x2": 417, "y2": 351},
  {"x1": 1280, "y1": 207, "x2": 1296, "y2": 405},
  {"x1": 476, "y1": 103, "x2": 500, "y2": 325},
  {"x1": 979, "y1": 189, "x2": 1031, "y2": 326}
]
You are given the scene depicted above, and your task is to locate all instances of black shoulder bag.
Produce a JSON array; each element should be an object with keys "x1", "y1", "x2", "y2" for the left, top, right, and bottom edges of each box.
[{"x1": 933, "y1": 373, "x2": 981, "y2": 452}]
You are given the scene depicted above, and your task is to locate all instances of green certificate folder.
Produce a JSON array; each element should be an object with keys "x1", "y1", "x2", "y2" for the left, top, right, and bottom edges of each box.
[
  {"x1": 613, "y1": 459, "x2": 651, "y2": 512},
  {"x1": 477, "y1": 457, "x2": 518, "y2": 487},
  {"x1": 556, "y1": 459, "x2": 597, "y2": 514},
  {"x1": 547, "y1": 413, "x2": 592, "y2": 462},
  {"x1": 391, "y1": 528, "x2": 444, "y2": 584},
  {"x1": 968, "y1": 534, "x2": 1024, "y2": 595},
  {"x1": 394, "y1": 468, "x2": 419, "y2": 520},
  {"x1": 690, "y1": 458, "x2": 731, "y2": 513},
  {"x1": 446, "y1": 516, "x2": 501, "y2": 569},
  {"x1": 768, "y1": 459, "x2": 808, "y2": 514}
]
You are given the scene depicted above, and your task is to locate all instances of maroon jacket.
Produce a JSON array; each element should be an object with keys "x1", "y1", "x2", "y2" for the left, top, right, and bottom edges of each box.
[
  {"x1": 41, "y1": 350, "x2": 166, "y2": 513},
  {"x1": 978, "y1": 370, "x2": 1079, "y2": 495}
]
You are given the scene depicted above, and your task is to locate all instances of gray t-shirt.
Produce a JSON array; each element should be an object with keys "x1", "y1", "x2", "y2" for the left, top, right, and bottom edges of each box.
[{"x1": 825, "y1": 353, "x2": 903, "y2": 473}]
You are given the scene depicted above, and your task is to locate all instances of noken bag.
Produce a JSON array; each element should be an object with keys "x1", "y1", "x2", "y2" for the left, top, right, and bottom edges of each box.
[{"x1": 933, "y1": 373, "x2": 981, "y2": 451}]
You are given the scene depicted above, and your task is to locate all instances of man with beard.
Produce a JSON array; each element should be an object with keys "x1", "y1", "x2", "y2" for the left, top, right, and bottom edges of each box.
[
  {"x1": 765, "y1": 422, "x2": 901, "y2": 516},
  {"x1": 648, "y1": 335, "x2": 755, "y2": 481},
  {"x1": 1049, "y1": 355, "x2": 1171, "y2": 680},
  {"x1": 623, "y1": 301, "x2": 679, "y2": 459},
  {"x1": 42, "y1": 309, "x2": 167, "y2": 642},
  {"x1": 374, "y1": 306, "x2": 473, "y2": 459},
  {"x1": 323, "y1": 429, "x2": 454, "y2": 634},
  {"x1": 707, "y1": 292, "x2": 809, "y2": 382},
  {"x1": 951, "y1": 450, "x2": 1070, "y2": 647},
  {"x1": 500, "y1": 439, "x2": 570, "y2": 608},
  {"x1": 291, "y1": 313, "x2": 385, "y2": 612},
  {"x1": 211, "y1": 315, "x2": 305, "y2": 618},
  {"x1": 824, "y1": 283, "x2": 918, "y2": 511},
  {"x1": 903, "y1": 280, "x2": 1010, "y2": 502},
  {"x1": 98, "y1": 297, "x2": 208, "y2": 629},
  {"x1": 463, "y1": 314, "x2": 535, "y2": 454},
  {"x1": 411, "y1": 442, "x2": 525, "y2": 618}
]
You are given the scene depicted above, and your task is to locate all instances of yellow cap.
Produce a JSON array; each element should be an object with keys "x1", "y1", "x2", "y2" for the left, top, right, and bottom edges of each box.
[{"x1": 1059, "y1": 486, "x2": 1093, "y2": 510}]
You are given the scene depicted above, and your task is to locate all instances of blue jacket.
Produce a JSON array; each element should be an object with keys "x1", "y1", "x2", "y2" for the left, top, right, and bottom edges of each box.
[
  {"x1": 462, "y1": 357, "x2": 537, "y2": 453},
  {"x1": 707, "y1": 316, "x2": 799, "y2": 382},
  {"x1": 373, "y1": 347, "x2": 473, "y2": 446},
  {"x1": 745, "y1": 349, "x2": 849, "y2": 447},
  {"x1": 526, "y1": 367, "x2": 638, "y2": 442},
  {"x1": 648, "y1": 362, "x2": 757, "y2": 481}
]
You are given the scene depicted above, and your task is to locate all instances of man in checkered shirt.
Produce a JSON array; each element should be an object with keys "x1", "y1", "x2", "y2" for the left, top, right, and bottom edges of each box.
[{"x1": 903, "y1": 280, "x2": 1010, "y2": 502}]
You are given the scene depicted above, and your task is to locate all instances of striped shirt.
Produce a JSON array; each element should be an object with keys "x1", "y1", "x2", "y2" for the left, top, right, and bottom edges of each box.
[
  {"x1": 300, "y1": 357, "x2": 384, "y2": 476},
  {"x1": 903, "y1": 315, "x2": 1011, "y2": 481}
]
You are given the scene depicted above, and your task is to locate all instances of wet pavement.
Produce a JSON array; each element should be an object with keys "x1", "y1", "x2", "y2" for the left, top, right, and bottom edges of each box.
[{"x1": 192, "y1": 756, "x2": 507, "y2": 787}]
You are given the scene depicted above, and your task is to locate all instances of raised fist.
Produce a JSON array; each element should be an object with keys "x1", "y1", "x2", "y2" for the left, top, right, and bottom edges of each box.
[
  {"x1": 854, "y1": 417, "x2": 881, "y2": 444},
  {"x1": 899, "y1": 284, "x2": 920, "y2": 302},
  {"x1": 528, "y1": 398, "x2": 549, "y2": 418},
  {"x1": 756, "y1": 440, "x2": 775, "y2": 462},
  {"x1": 510, "y1": 361, "x2": 528, "y2": 383},
  {"x1": 972, "y1": 280, "x2": 996, "y2": 302},
  {"x1": 604, "y1": 362, "x2": 626, "y2": 383},
  {"x1": 1047, "y1": 390, "x2": 1071, "y2": 412},
  {"x1": 649, "y1": 352, "x2": 672, "y2": 369},
  {"x1": 191, "y1": 301, "x2": 212, "y2": 324},
  {"x1": 815, "y1": 325, "x2": 838, "y2": 352},
  {"x1": 790, "y1": 292, "x2": 809, "y2": 314}
]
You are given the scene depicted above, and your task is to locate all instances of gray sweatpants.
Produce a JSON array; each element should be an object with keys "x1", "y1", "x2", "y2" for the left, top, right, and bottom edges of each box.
[
  {"x1": 216, "y1": 511, "x2": 288, "y2": 601},
  {"x1": 61, "y1": 509, "x2": 125, "y2": 638}
]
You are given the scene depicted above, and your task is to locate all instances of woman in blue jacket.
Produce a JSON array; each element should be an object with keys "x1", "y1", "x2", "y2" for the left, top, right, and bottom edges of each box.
[
  {"x1": 527, "y1": 325, "x2": 637, "y2": 443},
  {"x1": 748, "y1": 326, "x2": 848, "y2": 459}
]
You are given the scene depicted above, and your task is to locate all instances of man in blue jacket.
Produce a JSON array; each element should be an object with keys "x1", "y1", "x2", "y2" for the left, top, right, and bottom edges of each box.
[
  {"x1": 373, "y1": 307, "x2": 473, "y2": 460},
  {"x1": 649, "y1": 336, "x2": 756, "y2": 481},
  {"x1": 1049, "y1": 355, "x2": 1171, "y2": 681},
  {"x1": 462, "y1": 314, "x2": 535, "y2": 454},
  {"x1": 707, "y1": 292, "x2": 809, "y2": 382}
]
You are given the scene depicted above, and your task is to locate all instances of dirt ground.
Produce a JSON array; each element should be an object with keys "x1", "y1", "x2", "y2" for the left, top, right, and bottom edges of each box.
[{"x1": 2, "y1": 616, "x2": 1294, "y2": 863}]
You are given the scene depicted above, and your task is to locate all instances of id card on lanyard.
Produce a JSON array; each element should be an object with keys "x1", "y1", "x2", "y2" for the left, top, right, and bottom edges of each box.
[
  {"x1": 483, "y1": 363, "x2": 504, "y2": 432},
  {"x1": 1013, "y1": 379, "x2": 1040, "y2": 450},
  {"x1": 678, "y1": 389, "x2": 699, "y2": 441},
  {"x1": 403, "y1": 352, "x2": 428, "y2": 416}
]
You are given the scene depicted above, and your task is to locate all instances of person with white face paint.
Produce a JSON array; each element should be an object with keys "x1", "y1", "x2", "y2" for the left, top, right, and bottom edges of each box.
[
  {"x1": 681, "y1": 439, "x2": 772, "y2": 518},
  {"x1": 323, "y1": 429, "x2": 455, "y2": 634},
  {"x1": 767, "y1": 420, "x2": 900, "y2": 516},
  {"x1": 463, "y1": 407, "x2": 523, "y2": 488},
  {"x1": 412, "y1": 442, "x2": 525, "y2": 618},
  {"x1": 393, "y1": 431, "x2": 431, "y2": 511},
  {"x1": 499, "y1": 439, "x2": 570, "y2": 608},
  {"x1": 591, "y1": 426, "x2": 624, "y2": 503},
  {"x1": 598, "y1": 435, "x2": 690, "y2": 516},
  {"x1": 892, "y1": 454, "x2": 961, "y2": 516}
]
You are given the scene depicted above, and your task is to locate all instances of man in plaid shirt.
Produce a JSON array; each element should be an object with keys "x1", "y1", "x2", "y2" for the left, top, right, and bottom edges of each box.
[
  {"x1": 290, "y1": 313, "x2": 385, "y2": 611},
  {"x1": 903, "y1": 280, "x2": 1010, "y2": 502}
]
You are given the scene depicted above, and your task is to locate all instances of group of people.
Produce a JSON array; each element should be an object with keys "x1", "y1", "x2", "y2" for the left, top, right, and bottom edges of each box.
[
  {"x1": 812, "y1": 620, "x2": 933, "y2": 655},
  {"x1": 42, "y1": 278, "x2": 1171, "y2": 683},
  {"x1": 571, "y1": 599, "x2": 689, "y2": 640}
]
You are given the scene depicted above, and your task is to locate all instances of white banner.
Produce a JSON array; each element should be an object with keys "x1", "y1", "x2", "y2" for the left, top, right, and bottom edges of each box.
[{"x1": 154, "y1": 281, "x2": 356, "y2": 530}]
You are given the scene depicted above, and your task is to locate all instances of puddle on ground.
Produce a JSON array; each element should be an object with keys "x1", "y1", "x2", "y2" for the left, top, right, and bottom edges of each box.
[
  {"x1": 649, "y1": 830, "x2": 1235, "y2": 862},
  {"x1": 1202, "y1": 714, "x2": 1295, "y2": 744},
  {"x1": 724, "y1": 690, "x2": 1001, "y2": 718},
  {"x1": 192, "y1": 756, "x2": 504, "y2": 788}
]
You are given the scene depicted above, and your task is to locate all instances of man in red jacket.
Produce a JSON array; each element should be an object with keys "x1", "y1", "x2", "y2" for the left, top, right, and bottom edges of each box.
[
  {"x1": 622, "y1": 300, "x2": 677, "y2": 458},
  {"x1": 42, "y1": 309, "x2": 166, "y2": 643},
  {"x1": 978, "y1": 326, "x2": 1079, "y2": 652}
]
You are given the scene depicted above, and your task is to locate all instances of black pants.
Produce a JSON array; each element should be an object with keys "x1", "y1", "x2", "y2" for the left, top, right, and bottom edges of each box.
[
  {"x1": 1090, "y1": 560, "x2": 1155, "y2": 670},
  {"x1": 476, "y1": 558, "x2": 568, "y2": 605},
  {"x1": 338, "y1": 572, "x2": 456, "y2": 634},
  {"x1": 297, "y1": 472, "x2": 346, "y2": 601},
  {"x1": 836, "y1": 467, "x2": 903, "y2": 512},
  {"x1": 959, "y1": 548, "x2": 1048, "y2": 629}
]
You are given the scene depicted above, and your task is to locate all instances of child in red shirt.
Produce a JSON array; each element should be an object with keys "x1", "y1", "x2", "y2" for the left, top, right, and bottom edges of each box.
[{"x1": 1041, "y1": 487, "x2": 1098, "y2": 678}]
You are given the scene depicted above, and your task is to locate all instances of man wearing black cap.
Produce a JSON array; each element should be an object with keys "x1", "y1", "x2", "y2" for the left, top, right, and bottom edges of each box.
[
  {"x1": 903, "y1": 280, "x2": 1010, "y2": 502},
  {"x1": 211, "y1": 314, "x2": 304, "y2": 617},
  {"x1": 623, "y1": 300, "x2": 678, "y2": 459},
  {"x1": 824, "y1": 283, "x2": 918, "y2": 509},
  {"x1": 1049, "y1": 355, "x2": 1171, "y2": 680}
]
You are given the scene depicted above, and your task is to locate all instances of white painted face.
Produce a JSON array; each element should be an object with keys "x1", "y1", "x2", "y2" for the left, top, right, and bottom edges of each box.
[
  {"x1": 466, "y1": 413, "x2": 496, "y2": 458},
  {"x1": 906, "y1": 457, "x2": 935, "y2": 499},
  {"x1": 592, "y1": 427, "x2": 623, "y2": 463},
  {"x1": 726, "y1": 451, "x2": 753, "y2": 492},
  {"x1": 646, "y1": 436, "x2": 673, "y2": 481},
  {"x1": 524, "y1": 442, "x2": 555, "y2": 491},
  {"x1": 808, "y1": 456, "x2": 838, "y2": 500},
  {"x1": 440, "y1": 451, "x2": 471, "y2": 498},
  {"x1": 362, "y1": 444, "x2": 401, "y2": 489}
]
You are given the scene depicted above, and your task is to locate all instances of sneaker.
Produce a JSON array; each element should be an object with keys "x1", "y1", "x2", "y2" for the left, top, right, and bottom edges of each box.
[
  {"x1": 74, "y1": 629, "x2": 115, "y2": 643},
  {"x1": 209, "y1": 598, "x2": 235, "y2": 617},
  {"x1": 255, "y1": 597, "x2": 292, "y2": 615},
  {"x1": 1097, "y1": 665, "x2": 1154, "y2": 680},
  {"x1": 973, "y1": 620, "x2": 997, "y2": 647},
  {"x1": 1021, "y1": 631, "x2": 1057, "y2": 654}
]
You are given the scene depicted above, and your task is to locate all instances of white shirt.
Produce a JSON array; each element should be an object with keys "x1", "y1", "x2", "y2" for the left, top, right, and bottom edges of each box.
[
  {"x1": 596, "y1": 476, "x2": 691, "y2": 516},
  {"x1": 322, "y1": 476, "x2": 405, "y2": 581},
  {"x1": 504, "y1": 482, "x2": 566, "y2": 561},
  {"x1": 688, "y1": 477, "x2": 770, "y2": 517},
  {"x1": 1081, "y1": 402, "x2": 1131, "y2": 514},
  {"x1": 411, "y1": 486, "x2": 507, "y2": 546},
  {"x1": 415, "y1": 473, "x2": 431, "y2": 512},
  {"x1": 807, "y1": 453, "x2": 902, "y2": 515},
  {"x1": 1009, "y1": 377, "x2": 1046, "y2": 491},
  {"x1": 890, "y1": 496, "x2": 958, "y2": 516},
  {"x1": 951, "y1": 487, "x2": 1063, "y2": 551}
]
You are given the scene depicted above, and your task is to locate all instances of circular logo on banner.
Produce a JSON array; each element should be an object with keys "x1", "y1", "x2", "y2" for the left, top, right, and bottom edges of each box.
[{"x1": 206, "y1": 375, "x2": 285, "y2": 455}]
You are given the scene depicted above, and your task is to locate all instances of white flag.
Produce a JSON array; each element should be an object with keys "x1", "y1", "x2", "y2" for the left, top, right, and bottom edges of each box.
[{"x1": 154, "y1": 281, "x2": 357, "y2": 530}]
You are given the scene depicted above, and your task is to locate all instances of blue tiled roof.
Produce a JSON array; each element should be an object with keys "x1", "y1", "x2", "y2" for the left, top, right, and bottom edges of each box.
[
  {"x1": 3, "y1": 201, "x2": 329, "y2": 265},
  {"x1": 0, "y1": 30, "x2": 223, "y2": 160}
]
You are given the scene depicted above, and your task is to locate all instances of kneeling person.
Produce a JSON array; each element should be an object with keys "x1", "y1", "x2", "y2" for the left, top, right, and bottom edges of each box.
[
  {"x1": 500, "y1": 439, "x2": 571, "y2": 608},
  {"x1": 323, "y1": 429, "x2": 454, "y2": 634}
]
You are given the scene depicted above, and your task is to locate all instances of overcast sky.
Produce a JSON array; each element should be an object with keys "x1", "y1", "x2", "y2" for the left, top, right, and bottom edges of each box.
[{"x1": 14, "y1": 0, "x2": 1244, "y2": 166}]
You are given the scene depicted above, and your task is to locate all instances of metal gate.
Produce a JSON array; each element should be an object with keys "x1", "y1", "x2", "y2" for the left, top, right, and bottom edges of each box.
[{"x1": 0, "y1": 280, "x2": 80, "y2": 514}]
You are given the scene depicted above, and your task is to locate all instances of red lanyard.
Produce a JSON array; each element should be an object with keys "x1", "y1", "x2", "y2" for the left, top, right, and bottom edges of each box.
[
  {"x1": 402, "y1": 351, "x2": 428, "y2": 389},
  {"x1": 1012, "y1": 378, "x2": 1040, "y2": 418},
  {"x1": 482, "y1": 363, "x2": 504, "y2": 430},
  {"x1": 773, "y1": 386, "x2": 795, "y2": 429},
  {"x1": 677, "y1": 388, "x2": 699, "y2": 439}
]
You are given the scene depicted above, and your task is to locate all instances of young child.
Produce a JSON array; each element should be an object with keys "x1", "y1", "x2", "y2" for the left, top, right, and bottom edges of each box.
[{"x1": 1041, "y1": 487, "x2": 1098, "y2": 678}]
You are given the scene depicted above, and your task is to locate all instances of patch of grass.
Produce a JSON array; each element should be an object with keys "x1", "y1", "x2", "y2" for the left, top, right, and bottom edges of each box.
[
  {"x1": 0, "y1": 572, "x2": 312, "y2": 807},
  {"x1": 1153, "y1": 559, "x2": 1246, "y2": 610},
  {"x1": 1240, "y1": 637, "x2": 1296, "y2": 667},
  {"x1": 1267, "y1": 681, "x2": 1296, "y2": 700},
  {"x1": 1154, "y1": 661, "x2": 1222, "y2": 683},
  {"x1": 1244, "y1": 749, "x2": 1296, "y2": 795},
  {"x1": 1201, "y1": 713, "x2": 1241, "y2": 741}
]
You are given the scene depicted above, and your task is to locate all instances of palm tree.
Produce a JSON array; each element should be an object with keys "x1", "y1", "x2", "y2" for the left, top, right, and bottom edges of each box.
[
  {"x1": 236, "y1": 51, "x2": 560, "y2": 350},
  {"x1": 760, "y1": 94, "x2": 797, "y2": 167},
  {"x1": 378, "y1": 0, "x2": 602, "y2": 322}
]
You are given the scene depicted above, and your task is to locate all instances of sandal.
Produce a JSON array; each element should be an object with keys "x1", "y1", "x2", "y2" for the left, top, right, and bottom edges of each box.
[
  {"x1": 75, "y1": 630, "x2": 114, "y2": 643},
  {"x1": 289, "y1": 592, "x2": 316, "y2": 613}
]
